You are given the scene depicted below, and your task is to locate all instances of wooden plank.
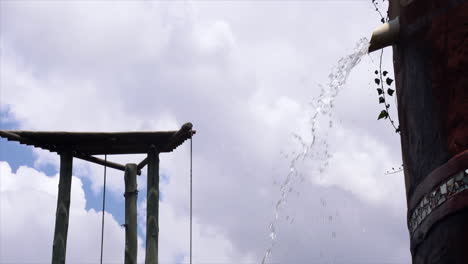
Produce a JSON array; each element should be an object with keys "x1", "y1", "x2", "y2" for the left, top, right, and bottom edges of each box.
[
  {"x1": 75, "y1": 153, "x2": 142, "y2": 175},
  {"x1": 0, "y1": 127, "x2": 195, "y2": 155},
  {"x1": 0, "y1": 130, "x2": 175, "y2": 147},
  {"x1": 73, "y1": 144, "x2": 163, "y2": 155},
  {"x1": 137, "y1": 157, "x2": 148, "y2": 171},
  {"x1": 0, "y1": 130, "x2": 23, "y2": 141},
  {"x1": 162, "y1": 123, "x2": 194, "y2": 152},
  {"x1": 73, "y1": 153, "x2": 128, "y2": 173},
  {"x1": 52, "y1": 152, "x2": 73, "y2": 264},
  {"x1": 137, "y1": 123, "x2": 194, "y2": 170},
  {"x1": 124, "y1": 164, "x2": 138, "y2": 264},
  {"x1": 145, "y1": 147, "x2": 159, "y2": 264},
  {"x1": 1, "y1": 130, "x2": 176, "y2": 139}
]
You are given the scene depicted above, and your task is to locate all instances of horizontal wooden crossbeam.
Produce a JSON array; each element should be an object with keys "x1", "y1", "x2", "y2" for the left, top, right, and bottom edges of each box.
[
  {"x1": 0, "y1": 123, "x2": 195, "y2": 175},
  {"x1": 137, "y1": 123, "x2": 194, "y2": 170},
  {"x1": 73, "y1": 152, "x2": 142, "y2": 175},
  {"x1": 0, "y1": 123, "x2": 195, "y2": 155}
]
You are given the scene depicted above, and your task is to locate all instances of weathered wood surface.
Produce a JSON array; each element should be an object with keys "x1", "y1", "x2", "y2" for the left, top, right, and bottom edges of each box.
[
  {"x1": 0, "y1": 124, "x2": 196, "y2": 264},
  {"x1": 137, "y1": 123, "x2": 194, "y2": 170},
  {"x1": 145, "y1": 147, "x2": 159, "y2": 264},
  {"x1": 74, "y1": 153, "x2": 129, "y2": 173},
  {"x1": 408, "y1": 150, "x2": 468, "y2": 211},
  {"x1": 124, "y1": 164, "x2": 138, "y2": 264},
  {"x1": 413, "y1": 209, "x2": 468, "y2": 264},
  {"x1": 51, "y1": 152, "x2": 73, "y2": 264},
  {"x1": 0, "y1": 123, "x2": 195, "y2": 155},
  {"x1": 389, "y1": 0, "x2": 468, "y2": 262}
]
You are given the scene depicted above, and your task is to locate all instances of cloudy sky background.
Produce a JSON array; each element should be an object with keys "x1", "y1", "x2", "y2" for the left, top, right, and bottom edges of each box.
[{"x1": 0, "y1": 1, "x2": 411, "y2": 263}]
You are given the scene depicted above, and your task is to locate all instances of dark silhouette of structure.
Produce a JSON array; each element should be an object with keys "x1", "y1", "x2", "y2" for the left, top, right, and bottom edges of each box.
[
  {"x1": 0, "y1": 123, "x2": 195, "y2": 264},
  {"x1": 388, "y1": 0, "x2": 468, "y2": 263}
]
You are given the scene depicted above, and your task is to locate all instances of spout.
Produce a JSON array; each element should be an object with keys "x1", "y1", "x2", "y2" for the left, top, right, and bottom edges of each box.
[{"x1": 368, "y1": 17, "x2": 400, "y2": 53}]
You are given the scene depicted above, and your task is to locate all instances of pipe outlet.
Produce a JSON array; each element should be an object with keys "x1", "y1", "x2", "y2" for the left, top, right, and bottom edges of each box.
[{"x1": 368, "y1": 17, "x2": 400, "y2": 53}]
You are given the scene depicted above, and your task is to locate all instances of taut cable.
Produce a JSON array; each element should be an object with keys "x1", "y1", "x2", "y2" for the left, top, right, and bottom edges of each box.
[
  {"x1": 100, "y1": 154, "x2": 107, "y2": 264},
  {"x1": 190, "y1": 130, "x2": 193, "y2": 264}
]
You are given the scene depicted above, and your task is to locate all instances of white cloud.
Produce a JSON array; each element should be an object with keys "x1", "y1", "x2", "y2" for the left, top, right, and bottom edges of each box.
[
  {"x1": 138, "y1": 199, "x2": 255, "y2": 263},
  {"x1": 0, "y1": 161, "x2": 146, "y2": 263},
  {"x1": 318, "y1": 124, "x2": 406, "y2": 213}
]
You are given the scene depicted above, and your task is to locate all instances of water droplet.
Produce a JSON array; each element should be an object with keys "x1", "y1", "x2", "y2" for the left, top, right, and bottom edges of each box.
[{"x1": 270, "y1": 232, "x2": 277, "y2": 240}]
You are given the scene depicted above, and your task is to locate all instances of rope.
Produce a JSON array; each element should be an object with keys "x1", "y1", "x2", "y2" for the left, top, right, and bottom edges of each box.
[
  {"x1": 100, "y1": 154, "x2": 107, "y2": 264},
  {"x1": 190, "y1": 130, "x2": 193, "y2": 264}
]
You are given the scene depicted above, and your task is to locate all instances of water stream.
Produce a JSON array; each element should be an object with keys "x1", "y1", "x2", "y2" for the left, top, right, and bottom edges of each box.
[{"x1": 261, "y1": 38, "x2": 370, "y2": 264}]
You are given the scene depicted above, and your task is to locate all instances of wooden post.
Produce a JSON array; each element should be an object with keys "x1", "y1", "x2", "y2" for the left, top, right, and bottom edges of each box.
[
  {"x1": 389, "y1": 0, "x2": 468, "y2": 262},
  {"x1": 145, "y1": 146, "x2": 159, "y2": 264},
  {"x1": 124, "y1": 164, "x2": 138, "y2": 264},
  {"x1": 52, "y1": 151, "x2": 73, "y2": 264}
]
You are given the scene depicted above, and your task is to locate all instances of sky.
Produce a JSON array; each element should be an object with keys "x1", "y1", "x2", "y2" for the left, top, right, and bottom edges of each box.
[{"x1": 0, "y1": 1, "x2": 411, "y2": 263}]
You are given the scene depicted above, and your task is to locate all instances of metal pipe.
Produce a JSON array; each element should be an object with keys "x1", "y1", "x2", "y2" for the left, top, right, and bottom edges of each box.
[{"x1": 368, "y1": 17, "x2": 400, "y2": 53}]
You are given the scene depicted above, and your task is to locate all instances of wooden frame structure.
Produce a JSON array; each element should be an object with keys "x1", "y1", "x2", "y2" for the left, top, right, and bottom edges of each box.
[{"x1": 0, "y1": 123, "x2": 195, "y2": 264}]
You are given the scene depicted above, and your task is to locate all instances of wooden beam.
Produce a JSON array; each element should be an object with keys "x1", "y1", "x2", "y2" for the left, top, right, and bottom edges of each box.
[
  {"x1": 0, "y1": 130, "x2": 43, "y2": 149},
  {"x1": 52, "y1": 151, "x2": 73, "y2": 264},
  {"x1": 73, "y1": 153, "x2": 141, "y2": 175},
  {"x1": 137, "y1": 123, "x2": 194, "y2": 170},
  {"x1": 0, "y1": 130, "x2": 23, "y2": 141},
  {"x1": 162, "y1": 122, "x2": 193, "y2": 152},
  {"x1": 137, "y1": 158, "x2": 148, "y2": 171},
  {"x1": 390, "y1": 1, "x2": 468, "y2": 262},
  {"x1": 145, "y1": 146, "x2": 159, "y2": 264},
  {"x1": 0, "y1": 129, "x2": 193, "y2": 155},
  {"x1": 124, "y1": 164, "x2": 138, "y2": 264}
]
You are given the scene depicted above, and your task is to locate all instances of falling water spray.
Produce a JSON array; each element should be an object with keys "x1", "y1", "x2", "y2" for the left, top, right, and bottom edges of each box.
[{"x1": 261, "y1": 38, "x2": 370, "y2": 264}]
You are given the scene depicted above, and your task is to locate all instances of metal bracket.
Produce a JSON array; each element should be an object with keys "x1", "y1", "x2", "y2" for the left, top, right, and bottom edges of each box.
[{"x1": 123, "y1": 190, "x2": 139, "y2": 198}]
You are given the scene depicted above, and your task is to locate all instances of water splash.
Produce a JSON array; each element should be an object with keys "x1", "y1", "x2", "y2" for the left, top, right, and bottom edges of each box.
[{"x1": 261, "y1": 38, "x2": 369, "y2": 264}]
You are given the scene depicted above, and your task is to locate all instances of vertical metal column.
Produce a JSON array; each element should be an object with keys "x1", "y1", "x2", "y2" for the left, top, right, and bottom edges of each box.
[
  {"x1": 145, "y1": 146, "x2": 159, "y2": 264},
  {"x1": 124, "y1": 164, "x2": 138, "y2": 264},
  {"x1": 52, "y1": 151, "x2": 73, "y2": 264}
]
